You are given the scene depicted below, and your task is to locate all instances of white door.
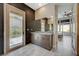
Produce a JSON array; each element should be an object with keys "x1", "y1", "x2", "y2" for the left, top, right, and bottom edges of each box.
[{"x1": 4, "y1": 4, "x2": 25, "y2": 54}]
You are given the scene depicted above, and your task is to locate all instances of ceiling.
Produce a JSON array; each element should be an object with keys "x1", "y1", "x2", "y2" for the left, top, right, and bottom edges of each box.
[{"x1": 25, "y1": 3, "x2": 48, "y2": 10}]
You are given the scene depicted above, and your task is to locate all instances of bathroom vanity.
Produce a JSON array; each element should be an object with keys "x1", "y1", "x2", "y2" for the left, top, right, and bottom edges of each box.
[{"x1": 31, "y1": 32, "x2": 53, "y2": 50}]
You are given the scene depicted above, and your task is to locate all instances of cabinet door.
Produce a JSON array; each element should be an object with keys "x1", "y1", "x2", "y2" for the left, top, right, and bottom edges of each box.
[
  {"x1": 31, "y1": 34, "x2": 42, "y2": 45},
  {"x1": 41, "y1": 35, "x2": 52, "y2": 50}
]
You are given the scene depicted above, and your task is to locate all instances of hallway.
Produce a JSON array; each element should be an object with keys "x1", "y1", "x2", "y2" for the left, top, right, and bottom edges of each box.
[
  {"x1": 5, "y1": 36, "x2": 75, "y2": 56},
  {"x1": 56, "y1": 36, "x2": 75, "y2": 55}
]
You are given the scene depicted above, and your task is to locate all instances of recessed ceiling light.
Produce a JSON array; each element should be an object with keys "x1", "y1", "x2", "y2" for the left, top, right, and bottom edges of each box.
[
  {"x1": 38, "y1": 3, "x2": 42, "y2": 6},
  {"x1": 50, "y1": 16, "x2": 53, "y2": 18}
]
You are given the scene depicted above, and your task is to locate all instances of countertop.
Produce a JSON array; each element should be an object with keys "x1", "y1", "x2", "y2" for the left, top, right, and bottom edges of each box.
[{"x1": 31, "y1": 31, "x2": 53, "y2": 35}]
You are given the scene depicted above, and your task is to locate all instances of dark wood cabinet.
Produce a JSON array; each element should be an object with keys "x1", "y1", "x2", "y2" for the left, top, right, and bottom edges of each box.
[{"x1": 31, "y1": 32, "x2": 53, "y2": 50}]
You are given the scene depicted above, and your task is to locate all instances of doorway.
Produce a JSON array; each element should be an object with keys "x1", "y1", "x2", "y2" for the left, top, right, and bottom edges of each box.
[
  {"x1": 57, "y1": 16, "x2": 76, "y2": 55},
  {"x1": 4, "y1": 4, "x2": 25, "y2": 54}
]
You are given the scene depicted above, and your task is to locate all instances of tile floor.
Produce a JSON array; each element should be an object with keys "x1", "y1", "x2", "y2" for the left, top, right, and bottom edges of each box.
[{"x1": 5, "y1": 36, "x2": 76, "y2": 56}]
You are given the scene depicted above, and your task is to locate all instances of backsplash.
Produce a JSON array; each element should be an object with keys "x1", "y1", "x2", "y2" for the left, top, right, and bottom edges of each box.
[{"x1": 28, "y1": 20, "x2": 51, "y2": 32}]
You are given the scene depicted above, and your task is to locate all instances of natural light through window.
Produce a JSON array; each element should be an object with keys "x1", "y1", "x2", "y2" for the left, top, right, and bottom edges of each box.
[
  {"x1": 58, "y1": 24, "x2": 70, "y2": 32},
  {"x1": 63, "y1": 24, "x2": 70, "y2": 32},
  {"x1": 9, "y1": 12, "x2": 23, "y2": 48}
]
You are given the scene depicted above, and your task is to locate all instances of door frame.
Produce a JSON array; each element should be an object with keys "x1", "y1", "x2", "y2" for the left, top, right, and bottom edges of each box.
[{"x1": 4, "y1": 3, "x2": 25, "y2": 54}]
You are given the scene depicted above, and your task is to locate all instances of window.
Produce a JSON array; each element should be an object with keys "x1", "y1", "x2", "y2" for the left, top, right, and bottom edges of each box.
[
  {"x1": 63, "y1": 24, "x2": 70, "y2": 32},
  {"x1": 58, "y1": 24, "x2": 70, "y2": 32},
  {"x1": 9, "y1": 12, "x2": 23, "y2": 48}
]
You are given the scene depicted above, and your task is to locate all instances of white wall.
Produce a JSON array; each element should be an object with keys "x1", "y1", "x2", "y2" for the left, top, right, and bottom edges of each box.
[
  {"x1": 57, "y1": 3, "x2": 73, "y2": 18},
  {"x1": 72, "y1": 4, "x2": 77, "y2": 54}
]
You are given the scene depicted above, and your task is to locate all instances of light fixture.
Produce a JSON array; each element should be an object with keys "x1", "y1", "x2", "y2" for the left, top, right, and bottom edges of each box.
[
  {"x1": 38, "y1": 3, "x2": 42, "y2": 6},
  {"x1": 50, "y1": 16, "x2": 53, "y2": 18}
]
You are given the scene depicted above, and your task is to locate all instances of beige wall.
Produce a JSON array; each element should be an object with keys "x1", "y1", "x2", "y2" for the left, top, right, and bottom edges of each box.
[{"x1": 35, "y1": 3, "x2": 55, "y2": 20}]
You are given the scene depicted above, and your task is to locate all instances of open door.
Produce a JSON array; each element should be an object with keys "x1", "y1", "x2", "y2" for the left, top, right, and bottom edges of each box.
[{"x1": 4, "y1": 4, "x2": 25, "y2": 54}]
